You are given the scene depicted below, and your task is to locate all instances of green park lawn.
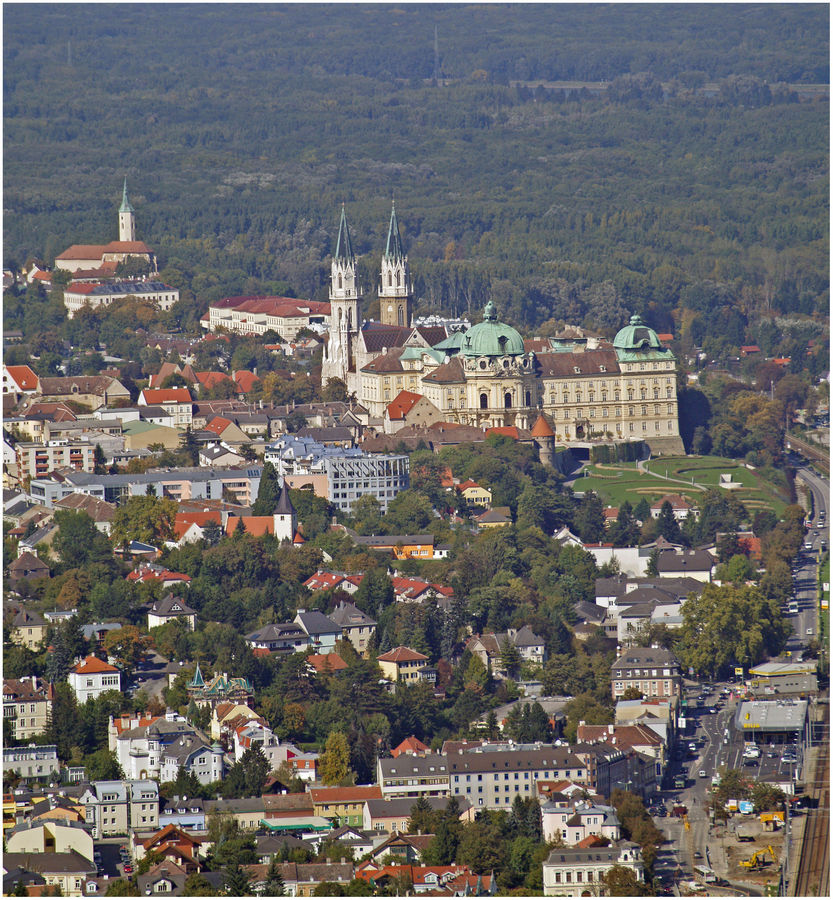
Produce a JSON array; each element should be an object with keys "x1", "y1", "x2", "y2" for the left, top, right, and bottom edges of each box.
[{"x1": 575, "y1": 454, "x2": 788, "y2": 516}]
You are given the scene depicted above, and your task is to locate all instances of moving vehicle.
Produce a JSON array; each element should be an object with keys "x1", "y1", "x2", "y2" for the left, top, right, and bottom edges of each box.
[
  {"x1": 788, "y1": 602, "x2": 799, "y2": 614},
  {"x1": 712, "y1": 774, "x2": 720, "y2": 786},
  {"x1": 694, "y1": 864, "x2": 718, "y2": 883},
  {"x1": 674, "y1": 775, "x2": 687, "y2": 789},
  {"x1": 698, "y1": 769, "x2": 707, "y2": 778}
]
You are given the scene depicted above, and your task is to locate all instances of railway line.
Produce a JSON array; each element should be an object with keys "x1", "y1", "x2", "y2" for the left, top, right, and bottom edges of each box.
[
  {"x1": 791, "y1": 706, "x2": 829, "y2": 897},
  {"x1": 786, "y1": 433, "x2": 830, "y2": 475}
]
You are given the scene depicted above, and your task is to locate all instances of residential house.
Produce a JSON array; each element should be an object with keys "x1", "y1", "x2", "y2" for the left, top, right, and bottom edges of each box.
[
  {"x1": 306, "y1": 653, "x2": 348, "y2": 674},
  {"x1": 203, "y1": 416, "x2": 250, "y2": 445},
  {"x1": 147, "y1": 594, "x2": 197, "y2": 631},
  {"x1": 475, "y1": 507, "x2": 512, "y2": 528},
  {"x1": 2, "y1": 851, "x2": 96, "y2": 898},
  {"x1": 233, "y1": 721, "x2": 303, "y2": 773},
  {"x1": 159, "y1": 734, "x2": 224, "y2": 785},
  {"x1": 28, "y1": 796, "x2": 86, "y2": 825},
  {"x1": 3, "y1": 744, "x2": 60, "y2": 780},
  {"x1": 8, "y1": 607, "x2": 48, "y2": 649},
  {"x1": 328, "y1": 601, "x2": 376, "y2": 655},
  {"x1": 377, "y1": 646, "x2": 431, "y2": 684},
  {"x1": 367, "y1": 832, "x2": 435, "y2": 864},
  {"x1": 198, "y1": 442, "x2": 247, "y2": 467},
  {"x1": 309, "y1": 785, "x2": 383, "y2": 828},
  {"x1": 465, "y1": 626, "x2": 546, "y2": 678},
  {"x1": 655, "y1": 547, "x2": 715, "y2": 582},
  {"x1": 137, "y1": 387, "x2": 193, "y2": 426},
  {"x1": 6, "y1": 819, "x2": 94, "y2": 864},
  {"x1": 540, "y1": 800, "x2": 621, "y2": 845},
  {"x1": 457, "y1": 480, "x2": 492, "y2": 507},
  {"x1": 3, "y1": 364, "x2": 39, "y2": 402},
  {"x1": 187, "y1": 665, "x2": 254, "y2": 708},
  {"x1": 246, "y1": 861, "x2": 354, "y2": 897},
  {"x1": 210, "y1": 702, "x2": 266, "y2": 741},
  {"x1": 650, "y1": 494, "x2": 692, "y2": 520},
  {"x1": 3, "y1": 677, "x2": 53, "y2": 740},
  {"x1": 391, "y1": 576, "x2": 455, "y2": 606},
  {"x1": 14, "y1": 439, "x2": 97, "y2": 483},
  {"x1": 53, "y1": 492, "x2": 117, "y2": 534},
  {"x1": 294, "y1": 609, "x2": 342, "y2": 654},
  {"x1": 78, "y1": 780, "x2": 159, "y2": 838},
  {"x1": 362, "y1": 795, "x2": 473, "y2": 834},
  {"x1": 377, "y1": 753, "x2": 450, "y2": 799},
  {"x1": 159, "y1": 796, "x2": 207, "y2": 831},
  {"x1": 391, "y1": 735, "x2": 430, "y2": 758},
  {"x1": 303, "y1": 570, "x2": 364, "y2": 594},
  {"x1": 542, "y1": 841, "x2": 644, "y2": 896},
  {"x1": 610, "y1": 647, "x2": 682, "y2": 700},
  {"x1": 67, "y1": 656, "x2": 121, "y2": 703},
  {"x1": 137, "y1": 824, "x2": 203, "y2": 867},
  {"x1": 246, "y1": 622, "x2": 310, "y2": 655},
  {"x1": 571, "y1": 742, "x2": 657, "y2": 801},
  {"x1": 614, "y1": 697, "x2": 678, "y2": 746}
]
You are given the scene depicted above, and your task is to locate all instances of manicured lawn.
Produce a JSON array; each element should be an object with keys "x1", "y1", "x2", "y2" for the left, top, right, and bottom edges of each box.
[{"x1": 575, "y1": 454, "x2": 788, "y2": 516}]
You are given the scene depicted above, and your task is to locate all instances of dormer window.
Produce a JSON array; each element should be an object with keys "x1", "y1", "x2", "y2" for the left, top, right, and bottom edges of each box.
[{"x1": 574, "y1": 367, "x2": 581, "y2": 374}]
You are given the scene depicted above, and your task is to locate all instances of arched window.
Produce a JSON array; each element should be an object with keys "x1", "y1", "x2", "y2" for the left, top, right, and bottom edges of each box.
[
  {"x1": 480, "y1": 393, "x2": 488, "y2": 409},
  {"x1": 549, "y1": 393, "x2": 556, "y2": 405},
  {"x1": 347, "y1": 309, "x2": 352, "y2": 329},
  {"x1": 398, "y1": 306, "x2": 404, "y2": 327},
  {"x1": 388, "y1": 272, "x2": 392, "y2": 287},
  {"x1": 504, "y1": 392, "x2": 512, "y2": 409},
  {"x1": 338, "y1": 274, "x2": 343, "y2": 289},
  {"x1": 396, "y1": 270, "x2": 401, "y2": 287}
]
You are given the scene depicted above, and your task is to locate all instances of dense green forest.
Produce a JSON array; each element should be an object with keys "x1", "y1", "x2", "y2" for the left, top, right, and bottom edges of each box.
[{"x1": 3, "y1": 4, "x2": 829, "y2": 353}]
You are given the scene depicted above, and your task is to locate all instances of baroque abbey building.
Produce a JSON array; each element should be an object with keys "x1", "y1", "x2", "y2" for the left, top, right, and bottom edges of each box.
[{"x1": 321, "y1": 206, "x2": 684, "y2": 454}]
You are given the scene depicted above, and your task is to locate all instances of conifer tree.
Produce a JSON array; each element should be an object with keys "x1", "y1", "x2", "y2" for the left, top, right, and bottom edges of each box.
[{"x1": 253, "y1": 462, "x2": 281, "y2": 516}]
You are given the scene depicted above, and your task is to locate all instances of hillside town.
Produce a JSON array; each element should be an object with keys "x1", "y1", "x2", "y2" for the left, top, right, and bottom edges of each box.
[{"x1": 3, "y1": 177, "x2": 829, "y2": 899}]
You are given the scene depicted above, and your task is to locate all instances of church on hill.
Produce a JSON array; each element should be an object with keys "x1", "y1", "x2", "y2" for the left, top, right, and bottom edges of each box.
[
  {"x1": 54, "y1": 179, "x2": 157, "y2": 276},
  {"x1": 321, "y1": 205, "x2": 684, "y2": 454}
]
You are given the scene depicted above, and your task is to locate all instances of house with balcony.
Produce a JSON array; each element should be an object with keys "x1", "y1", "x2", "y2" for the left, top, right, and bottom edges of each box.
[{"x1": 67, "y1": 656, "x2": 121, "y2": 704}]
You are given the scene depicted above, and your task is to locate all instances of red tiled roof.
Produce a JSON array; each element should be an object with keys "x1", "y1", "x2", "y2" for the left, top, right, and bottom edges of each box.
[
  {"x1": 656, "y1": 333, "x2": 674, "y2": 343},
  {"x1": 391, "y1": 735, "x2": 430, "y2": 758},
  {"x1": 66, "y1": 281, "x2": 99, "y2": 295},
  {"x1": 173, "y1": 510, "x2": 222, "y2": 539},
  {"x1": 530, "y1": 413, "x2": 555, "y2": 438},
  {"x1": 140, "y1": 387, "x2": 192, "y2": 404},
  {"x1": 196, "y1": 371, "x2": 233, "y2": 389},
  {"x1": 387, "y1": 390, "x2": 423, "y2": 420},
  {"x1": 233, "y1": 370, "x2": 260, "y2": 393},
  {"x1": 309, "y1": 785, "x2": 382, "y2": 803},
  {"x1": 307, "y1": 653, "x2": 348, "y2": 673},
  {"x1": 377, "y1": 646, "x2": 429, "y2": 663},
  {"x1": 56, "y1": 241, "x2": 153, "y2": 259},
  {"x1": 71, "y1": 655, "x2": 119, "y2": 675},
  {"x1": 205, "y1": 416, "x2": 234, "y2": 436},
  {"x1": 486, "y1": 426, "x2": 519, "y2": 439},
  {"x1": 223, "y1": 516, "x2": 277, "y2": 537},
  {"x1": 5, "y1": 365, "x2": 39, "y2": 391}
]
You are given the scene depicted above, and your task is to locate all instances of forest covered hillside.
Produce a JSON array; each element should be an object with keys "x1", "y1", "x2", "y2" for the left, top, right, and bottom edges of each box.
[{"x1": 3, "y1": 4, "x2": 829, "y2": 352}]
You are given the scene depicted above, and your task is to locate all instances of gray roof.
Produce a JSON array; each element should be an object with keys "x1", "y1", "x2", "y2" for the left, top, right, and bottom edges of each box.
[
  {"x1": 247, "y1": 622, "x2": 307, "y2": 642},
  {"x1": 294, "y1": 610, "x2": 341, "y2": 636},
  {"x1": 365, "y1": 795, "x2": 471, "y2": 818},
  {"x1": 446, "y1": 746, "x2": 582, "y2": 774},
  {"x1": 2, "y1": 851, "x2": 96, "y2": 875},
  {"x1": 656, "y1": 548, "x2": 714, "y2": 573},
  {"x1": 512, "y1": 625, "x2": 544, "y2": 647},
  {"x1": 162, "y1": 735, "x2": 214, "y2": 766},
  {"x1": 150, "y1": 594, "x2": 196, "y2": 617},
  {"x1": 544, "y1": 841, "x2": 640, "y2": 866},
  {"x1": 735, "y1": 699, "x2": 809, "y2": 732},
  {"x1": 612, "y1": 646, "x2": 680, "y2": 669},
  {"x1": 379, "y1": 753, "x2": 448, "y2": 779},
  {"x1": 328, "y1": 601, "x2": 376, "y2": 629},
  {"x1": 81, "y1": 622, "x2": 122, "y2": 640}
]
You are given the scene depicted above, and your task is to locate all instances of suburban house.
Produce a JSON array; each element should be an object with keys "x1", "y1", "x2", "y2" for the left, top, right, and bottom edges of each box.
[
  {"x1": 3, "y1": 677, "x2": 53, "y2": 740},
  {"x1": 328, "y1": 601, "x2": 377, "y2": 655},
  {"x1": 147, "y1": 594, "x2": 197, "y2": 631},
  {"x1": 67, "y1": 656, "x2": 121, "y2": 703},
  {"x1": 465, "y1": 626, "x2": 547, "y2": 677},
  {"x1": 293, "y1": 609, "x2": 343, "y2": 654},
  {"x1": 137, "y1": 387, "x2": 193, "y2": 426},
  {"x1": 9, "y1": 607, "x2": 48, "y2": 649},
  {"x1": 309, "y1": 785, "x2": 383, "y2": 828},
  {"x1": 377, "y1": 646, "x2": 432, "y2": 684},
  {"x1": 541, "y1": 800, "x2": 621, "y2": 845}
]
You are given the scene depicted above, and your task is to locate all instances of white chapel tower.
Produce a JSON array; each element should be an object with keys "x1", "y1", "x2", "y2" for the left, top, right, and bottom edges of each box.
[
  {"x1": 322, "y1": 205, "x2": 362, "y2": 390},
  {"x1": 118, "y1": 177, "x2": 136, "y2": 242}
]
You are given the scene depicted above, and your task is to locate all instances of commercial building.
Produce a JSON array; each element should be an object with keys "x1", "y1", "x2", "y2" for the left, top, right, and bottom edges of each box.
[
  {"x1": 610, "y1": 646, "x2": 682, "y2": 700},
  {"x1": 735, "y1": 699, "x2": 810, "y2": 746},
  {"x1": 265, "y1": 435, "x2": 408, "y2": 512}
]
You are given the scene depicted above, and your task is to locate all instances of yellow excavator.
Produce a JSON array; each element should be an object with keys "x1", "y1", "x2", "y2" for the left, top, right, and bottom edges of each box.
[{"x1": 740, "y1": 845, "x2": 777, "y2": 869}]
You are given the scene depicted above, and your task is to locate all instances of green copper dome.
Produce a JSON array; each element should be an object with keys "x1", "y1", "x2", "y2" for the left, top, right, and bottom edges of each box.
[
  {"x1": 461, "y1": 301, "x2": 525, "y2": 357},
  {"x1": 613, "y1": 314, "x2": 663, "y2": 351}
]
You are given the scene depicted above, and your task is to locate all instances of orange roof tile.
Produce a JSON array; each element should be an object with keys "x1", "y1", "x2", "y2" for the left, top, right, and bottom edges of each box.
[
  {"x1": 196, "y1": 371, "x2": 233, "y2": 389},
  {"x1": 386, "y1": 390, "x2": 423, "y2": 420},
  {"x1": 5, "y1": 365, "x2": 39, "y2": 391},
  {"x1": 205, "y1": 416, "x2": 234, "y2": 436},
  {"x1": 377, "y1": 646, "x2": 429, "y2": 663},
  {"x1": 391, "y1": 735, "x2": 430, "y2": 758},
  {"x1": 530, "y1": 413, "x2": 555, "y2": 438},
  {"x1": 140, "y1": 387, "x2": 192, "y2": 404},
  {"x1": 486, "y1": 425, "x2": 520, "y2": 439},
  {"x1": 71, "y1": 655, "x2": 119, "y2": 675},
  {"x1": 307, "y1": 653, "x2": 348, "y2": 673},
  {"x1": 233, "y1": 370, "x2": 260, "y2": 393},
  {"x1": 309, "y1": 785, "x2": 382, "y2": 803},
  {"x1": 223, "y1": 516, "x2": 277, "y2": 537}
]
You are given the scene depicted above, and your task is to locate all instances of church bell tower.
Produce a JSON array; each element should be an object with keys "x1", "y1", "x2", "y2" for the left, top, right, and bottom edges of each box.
[
  {"x1": 378, "y1": 202, "x2": 413, "y2": 327},
  {"x1": 322, "y1": 205, "x2": 362, "y2": 389},
  {"x1": 118, "y1": 177, "x2": 136, "y2": 242}
]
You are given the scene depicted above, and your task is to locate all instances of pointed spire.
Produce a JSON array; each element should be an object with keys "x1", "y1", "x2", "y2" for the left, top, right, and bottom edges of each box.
[
  {"x1": 119, "y1": 177, "x2": 134, "y2": 213},
  {"x1": 190, "y1": 661, "x2": 205, "y2": 689},
  {"x1": 274, "y1": 484, "x2": 296, "y2": 517},
  {"x1": 384, "y1": 201, "x2": 405, "y2": 261},
  {"x1": 334, "y1": 204, "x2": 355, "y2": 263}
]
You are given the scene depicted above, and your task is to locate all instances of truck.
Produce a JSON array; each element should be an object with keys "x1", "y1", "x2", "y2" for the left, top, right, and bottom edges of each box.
[{"x1": 674, "y1": 774, "x2": 687, "y2": 790}]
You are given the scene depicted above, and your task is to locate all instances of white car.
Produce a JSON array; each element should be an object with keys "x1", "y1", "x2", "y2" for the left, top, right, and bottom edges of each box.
[
  {"x1": 699, "y1": 769, "x2": 708, "y2": 778},
  {"x1": 712, "y1": 774, "x2": 720, "y2": 786}
]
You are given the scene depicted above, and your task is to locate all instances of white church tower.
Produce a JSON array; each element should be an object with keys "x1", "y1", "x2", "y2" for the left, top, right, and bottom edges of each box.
[
  {"x1": 118, "y1": 177, "x2": 136, "y2": 242},
  {"x1": 378, "y1": 201, "x2": 413, "y2": 328},
  {"x1": 322, "y1": 204, "x2": 362, "y2": 390}
]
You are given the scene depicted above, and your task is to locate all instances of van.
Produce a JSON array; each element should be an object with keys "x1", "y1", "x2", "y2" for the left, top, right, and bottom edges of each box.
[{"x1": 788, "y1": 602, "x2": 799, "y2": 615}]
